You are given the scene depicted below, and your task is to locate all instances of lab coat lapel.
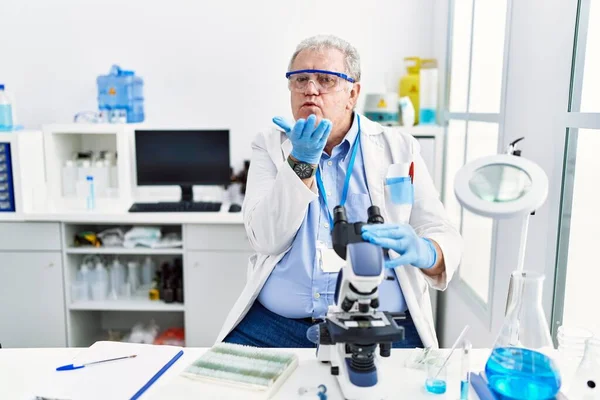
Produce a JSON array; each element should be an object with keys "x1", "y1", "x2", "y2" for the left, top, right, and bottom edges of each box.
[
  {"x1": 280, "y1": 135, "x2": 292, "y2": 162},
  {"x1": 360, "y1": 122, "x2": 388, "y2": 221}
]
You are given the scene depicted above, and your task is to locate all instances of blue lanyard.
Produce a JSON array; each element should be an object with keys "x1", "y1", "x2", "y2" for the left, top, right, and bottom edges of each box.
[{"x1": 315, "y1": 115, "x2": 362, "y2": 229}]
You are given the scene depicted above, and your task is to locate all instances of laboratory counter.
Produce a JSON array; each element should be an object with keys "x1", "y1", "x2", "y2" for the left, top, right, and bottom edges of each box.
[
  {"x1": 1, "y1": 202, "x2": 244, "y2": 224},
  {"x1": 0, "y1": 347, "x2": 490, "y2": 399}
]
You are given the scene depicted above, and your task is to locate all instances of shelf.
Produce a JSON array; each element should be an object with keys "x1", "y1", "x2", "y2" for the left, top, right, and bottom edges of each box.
[
  {"x1": 43, "y1": 123, "x2": 131, "y2": 135},
  {"x1": 69, "y1": 298, "x2": 184, "y2": 311},
  {"x1": 65, "y1": 246, "x2": 183, "y2": 255}
]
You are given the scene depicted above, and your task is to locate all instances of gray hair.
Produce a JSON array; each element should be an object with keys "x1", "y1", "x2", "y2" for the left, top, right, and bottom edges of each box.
[{"x1": 288, "y1": 34, "x2": 361, "y2": 82}]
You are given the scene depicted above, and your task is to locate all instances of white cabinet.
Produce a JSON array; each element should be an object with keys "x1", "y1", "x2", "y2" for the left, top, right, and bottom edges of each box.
[
  {"x1": 0, "y1": 252, "x2": 66, "y2": 347},
  {"x1": 0, "y1": 222, "x2": 61, "y2": 251},
  {"x1": 184, "y1": 250, "x2": 250, "y2": 347}
]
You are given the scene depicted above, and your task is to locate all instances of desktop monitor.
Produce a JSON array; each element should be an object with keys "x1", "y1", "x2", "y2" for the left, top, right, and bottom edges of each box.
[{"x1": 134, "y1": 129, "x2": 230, "y2": 202}]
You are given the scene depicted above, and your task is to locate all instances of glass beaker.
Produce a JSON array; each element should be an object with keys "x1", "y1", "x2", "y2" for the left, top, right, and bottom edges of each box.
[
  {"x1": 485, "y1": 271, "x2": 561, "y2": 399},
  {"x1": 568, "y1": 337, "x2": 600, "y2": 400},
  {"x1": 558, "y1": 325, "x2": 594, "y2": 391}
]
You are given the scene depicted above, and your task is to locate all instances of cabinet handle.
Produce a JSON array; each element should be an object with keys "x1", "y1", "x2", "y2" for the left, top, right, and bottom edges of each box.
[
  {"x1": 194, "y1": 262, "x2": 200, "y2": 268},
  {"x1": 48, "y1": 262, "x2": 55, "y2": 268}
]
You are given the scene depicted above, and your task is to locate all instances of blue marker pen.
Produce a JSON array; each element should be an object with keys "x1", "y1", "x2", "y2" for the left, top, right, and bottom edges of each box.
[{"x1": 460, "y1": 340, "x2": 472, "y2": 400}]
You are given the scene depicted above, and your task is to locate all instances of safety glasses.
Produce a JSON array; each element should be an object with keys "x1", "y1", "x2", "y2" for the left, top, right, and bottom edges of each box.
[{"x1": 286, "y1": 69, "x2": 356, "y2": 93}]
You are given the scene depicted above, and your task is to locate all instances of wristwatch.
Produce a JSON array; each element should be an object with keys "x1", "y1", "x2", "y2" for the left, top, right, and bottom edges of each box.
[{"x1": 287, "y1": 156, "x2": 317, "y2": 179}]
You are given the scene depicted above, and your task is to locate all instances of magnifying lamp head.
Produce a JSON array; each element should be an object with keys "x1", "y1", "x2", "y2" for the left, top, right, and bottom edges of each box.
[{"x1": 454, "y1": 154, "x2": 548, "y2": 219}]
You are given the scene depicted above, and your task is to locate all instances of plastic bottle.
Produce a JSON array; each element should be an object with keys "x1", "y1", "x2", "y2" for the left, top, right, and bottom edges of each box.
[
  {"x1": 398, "y1": 57, "x2": 421, "y2": 124},
  {"x1": 419, "y1": 59, "x2": 439, "y2": 125},
  {"x1": 76, "y1": 261, "x2": 91, "y2": 301},
  {"x1": 91, "y1": 259, "x2": 109, "y2": 300},
  {"x1": 76, "y1": 159, "x2": 92, "y2": 198},
  {"x1": 109, "y1": 258, "x2": 126, "y2": 299},
  {"x1": 399, "y1": 96, "x2": 416, "y2": 127},
  {"x1": 142, "y1": 256, "x2": 155, "y2": 286},
  {"x1": 77, "y1": 158, "x2": 92, "y2": 181},
  {"x1": 61, "y1": 160, "x2": 78, "y2": 197},
  {"x1": 103, "y1": 151, "x2": 119, "y2": 192},
  {"x1": 97, "y1": 65, "x2": 144, "y2": 123},
  {"x1": 0, "y1": 85, "x2": 13, "y2": 131},
  {"x1": 110, "y1": 153, "x2": 118, "y2": 192},
  {"x1": 92, "y1": 159, "x2": 109, "y2": 198},
  {"x1": 127, "y1": 261, "x2": 140, "y2": 293}
]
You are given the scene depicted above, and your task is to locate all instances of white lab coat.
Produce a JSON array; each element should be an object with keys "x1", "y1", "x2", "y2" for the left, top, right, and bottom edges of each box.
[{"x1": 216, "y1": 115, "x2": 463, "y2": 348}]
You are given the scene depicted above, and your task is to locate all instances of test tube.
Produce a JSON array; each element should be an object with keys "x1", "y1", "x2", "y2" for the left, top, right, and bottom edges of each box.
[{"x1": 460, "y1": 340, "x2": 472, "y2": 400}]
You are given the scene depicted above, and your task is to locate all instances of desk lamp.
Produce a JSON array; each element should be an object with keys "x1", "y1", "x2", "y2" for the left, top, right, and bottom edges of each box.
[{"x1": 453, "y1": 137, "x2": 548, "y2": 272}]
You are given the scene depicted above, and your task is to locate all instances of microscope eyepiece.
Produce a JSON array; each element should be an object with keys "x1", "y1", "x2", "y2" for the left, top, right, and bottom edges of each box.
[
  {"x1": 333, "y1": 205, "x2": 348, "y2": 224},
  {"x1": 367, "y1": 206, "x2": 384, "y2": 224}
]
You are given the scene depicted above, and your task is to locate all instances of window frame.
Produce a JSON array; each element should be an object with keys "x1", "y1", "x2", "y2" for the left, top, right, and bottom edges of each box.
[
  {"x1": 551, "y1": 0, "x2": 600, "y2": 339},
  {"x1": 442, "y1": 0, "x2": 513, "y2": 325}
]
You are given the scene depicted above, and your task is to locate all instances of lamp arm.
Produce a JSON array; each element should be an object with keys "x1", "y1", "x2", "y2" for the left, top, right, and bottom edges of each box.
[{"x1": 516, "y1": 213, "x2": 531, "y2": 272}]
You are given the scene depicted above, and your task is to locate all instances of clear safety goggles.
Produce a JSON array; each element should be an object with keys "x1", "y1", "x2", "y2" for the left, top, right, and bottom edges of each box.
[{"x1": 286, "y1": 69, "x2": 356, "y2": 93}]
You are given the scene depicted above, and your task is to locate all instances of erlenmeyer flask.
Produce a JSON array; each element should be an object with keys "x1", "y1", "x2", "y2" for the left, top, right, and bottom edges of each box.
[
  {"x1": 485, "y1": 271, "x2": 561, "y2": 399},
  {"x1": 568, "y1": 337, "x2": 600, "y2": 399}
]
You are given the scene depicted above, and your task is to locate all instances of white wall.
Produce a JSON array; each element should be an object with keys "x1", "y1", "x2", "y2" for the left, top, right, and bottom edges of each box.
[
  {"x1": 0, "y1": 0, "x2": 435, "y2": 168},
  {"x1": 563, "y1": 131, "x2": 600, "y2": 337}
]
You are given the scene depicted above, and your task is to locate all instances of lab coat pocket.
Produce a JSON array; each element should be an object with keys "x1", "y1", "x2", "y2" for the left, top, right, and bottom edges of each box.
[
  {"x1": 385, "y1": 177, "x2": 414, "y2": 205},
  {"x1": 384, "y1": 177, "x2": 413, "y2": 225}
]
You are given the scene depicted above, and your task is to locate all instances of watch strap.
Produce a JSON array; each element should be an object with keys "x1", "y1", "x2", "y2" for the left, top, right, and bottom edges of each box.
[{"x1": 287, "y1": 156, "x2": 317, "y2": 178}]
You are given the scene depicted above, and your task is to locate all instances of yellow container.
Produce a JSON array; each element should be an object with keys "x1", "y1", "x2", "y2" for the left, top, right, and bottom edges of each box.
[{"x1": 399, "y1": 57, "x2": 421, "y2": 124}]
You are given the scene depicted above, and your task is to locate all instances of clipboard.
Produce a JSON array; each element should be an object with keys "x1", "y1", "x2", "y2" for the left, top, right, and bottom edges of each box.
[{"x1": 33, "y1": 341, "x2": 184, "y2": 400}]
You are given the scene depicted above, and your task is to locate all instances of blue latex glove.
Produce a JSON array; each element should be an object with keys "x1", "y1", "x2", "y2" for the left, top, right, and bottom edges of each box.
[
  {"x1": 361, "y1": 223, "x2": 437, "y2": 269},
  {"x1": 272, "y1": 114, "x2": 332, "y2": 164}
]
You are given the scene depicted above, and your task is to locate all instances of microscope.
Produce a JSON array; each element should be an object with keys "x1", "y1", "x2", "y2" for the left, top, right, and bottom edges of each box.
[{"x1": 316, "y1": 205, "x2": 406, "y2": 400}]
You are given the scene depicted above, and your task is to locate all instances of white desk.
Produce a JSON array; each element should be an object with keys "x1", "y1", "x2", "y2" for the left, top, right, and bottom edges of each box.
[{"x1": 0, "y1": 347, "x2": 490, "y2": 399}]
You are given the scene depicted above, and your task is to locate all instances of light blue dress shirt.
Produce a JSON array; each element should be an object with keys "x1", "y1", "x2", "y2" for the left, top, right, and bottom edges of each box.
[{"x1": 258, "y1": 114, "x2": 407, "y2": 319}]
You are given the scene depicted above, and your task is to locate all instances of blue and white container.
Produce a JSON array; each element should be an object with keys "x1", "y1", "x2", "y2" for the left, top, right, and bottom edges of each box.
[
  {"x1": 97, "y1": 65, "x2": 144, "y2": 123},
  {"x1": 0, "y1": 85, "x2": 14, "y2": 131},
  {"x1": 0, "y1": 143, "x2": 16, "y2": 212}
]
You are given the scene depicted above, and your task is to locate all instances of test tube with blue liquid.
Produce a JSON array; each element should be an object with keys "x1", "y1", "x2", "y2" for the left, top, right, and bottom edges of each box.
[
  {"x1": 460, "y1": 340, "x2": 471, "y2": 400},
  {"x1": 425, "y1": 325, "x2": 470, "y2": 395},
  {"x1": 86, "y1": 175, "x2": 95, "y2": 210}
]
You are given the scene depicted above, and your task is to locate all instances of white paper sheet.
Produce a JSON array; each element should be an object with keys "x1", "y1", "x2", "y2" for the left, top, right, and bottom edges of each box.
[{"x1": 31, "y1": 341, "x2": 183, "y2": 400}]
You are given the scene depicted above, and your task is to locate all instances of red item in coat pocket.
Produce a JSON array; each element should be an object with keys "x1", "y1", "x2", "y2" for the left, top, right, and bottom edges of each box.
[{"x1": 409, "y1": 162, "x2": 414, "y2": 184}]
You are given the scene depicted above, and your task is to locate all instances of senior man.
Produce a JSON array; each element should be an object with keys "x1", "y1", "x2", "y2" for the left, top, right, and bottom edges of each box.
[{"x1": 217, "y1": 35, "x2": 463, "y2": 349}]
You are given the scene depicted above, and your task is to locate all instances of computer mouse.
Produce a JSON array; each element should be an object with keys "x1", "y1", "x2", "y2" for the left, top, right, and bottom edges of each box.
[{"x1": 229, "y1": 203, "x2": 242, "y2": 212}]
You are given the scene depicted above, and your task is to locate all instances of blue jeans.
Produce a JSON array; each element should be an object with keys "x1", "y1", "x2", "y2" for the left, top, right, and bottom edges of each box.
[{"x1": 223, "y1": 300, "x2": 424, "y2": 348}]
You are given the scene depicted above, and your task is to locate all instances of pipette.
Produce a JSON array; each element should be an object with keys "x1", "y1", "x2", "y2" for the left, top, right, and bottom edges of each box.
[{"x1": 431, "y1": 325, "x2": 470, "y2": 380}]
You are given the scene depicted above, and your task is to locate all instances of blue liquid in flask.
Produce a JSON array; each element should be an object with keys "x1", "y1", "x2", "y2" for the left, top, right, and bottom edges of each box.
[
  {"x1": 425, "y1": 378, "x2": 446, "y2": 394},
  {"x1": 485, "y1": 347, "x2": 561, "y2": 400}
]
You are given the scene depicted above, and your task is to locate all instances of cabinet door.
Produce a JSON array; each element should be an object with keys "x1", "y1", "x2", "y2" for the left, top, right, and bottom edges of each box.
[
  {"x1": 0, "y1": 252, "x2": 66, "y2": 347},
  {"x1": 185, "y1": 251, "x2": 251, "y2": 347}
]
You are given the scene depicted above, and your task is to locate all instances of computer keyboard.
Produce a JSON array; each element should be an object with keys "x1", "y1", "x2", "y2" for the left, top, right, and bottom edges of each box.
[{"x1": 128, "y1": 201, "x2": 222, "y2": 213}]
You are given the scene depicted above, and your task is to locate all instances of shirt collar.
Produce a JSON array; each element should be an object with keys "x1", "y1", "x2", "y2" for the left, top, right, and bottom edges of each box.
[
  {"x1": 322, "y1": 113, "x2": 359, "y2": 160},
  {"x1": 343, "y1": 112, "x2": 359, "y2": 148}
]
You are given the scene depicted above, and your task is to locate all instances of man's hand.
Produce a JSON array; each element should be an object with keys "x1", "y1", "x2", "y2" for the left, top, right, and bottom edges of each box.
[
  {"x1": 273, "y1": 114, "x2": 332, "y2": 165},
  {"x1": 361, "y1": 223, "x2": 437, "y2": 269}
]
